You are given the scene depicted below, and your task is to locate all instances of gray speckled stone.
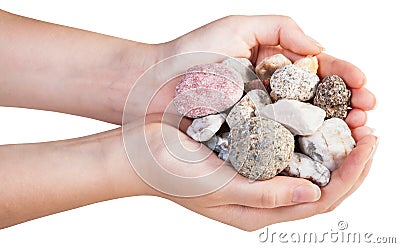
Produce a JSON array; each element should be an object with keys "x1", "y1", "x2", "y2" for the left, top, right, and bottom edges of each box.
[
  {"x1": 282, "y1": 153, "x2": 331, "y2": 187},
  {"x1": 299, "y1": 118, "x2": 355, "y2": 171},
  {"x1": 226, "y1": 89, "x2": 271, "y2": 128},
  {"x1": 228, "y1": 116, "x2": 294, "y2": 180},
  {"x1": 270, "y1": 64, "x2": 320, "y2": 102}
]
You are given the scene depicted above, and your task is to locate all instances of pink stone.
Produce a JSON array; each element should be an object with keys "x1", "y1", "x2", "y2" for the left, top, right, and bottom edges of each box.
[{"x1": 174, "y1": 63, "x2": 244, "y2": 118}]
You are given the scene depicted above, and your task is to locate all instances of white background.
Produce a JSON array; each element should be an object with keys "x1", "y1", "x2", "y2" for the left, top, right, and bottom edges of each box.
[{"x1": 0, "y1": 0, "x2": 398, "y2": 247}]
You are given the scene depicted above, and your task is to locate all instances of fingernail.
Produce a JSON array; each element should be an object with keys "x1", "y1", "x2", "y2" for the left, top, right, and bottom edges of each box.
[
  {"x1": 368, "y1": 136, "x2": 379, "y2": 160},
  {"x1": 292, "y1": 184, "x2": 321, "y2": 203}
]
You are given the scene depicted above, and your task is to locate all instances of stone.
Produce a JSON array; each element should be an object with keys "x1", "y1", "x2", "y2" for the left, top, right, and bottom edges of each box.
[
  {"x1": 299, "y1": 118, "x2": 355, "y2": 171},
  {"x1": 226, "y1": 89, "x2": 272, "y2": 128},
  {"x1": 282, "y1": 153, "x2": 331, "y2": 187},
  {"x1": 294, "y1": 56, "x2": 319, "y2": 73},
  {"x1": 258, "y1": 99, "x2": 326, "y2": 135},
  {"x1": 244, "y1": 79, "x2": 268, "y2": 92},
  {"x1": 222, "y1": 57, "x2": 257, "y2": 82},
  {"x1": 228, "y1": 116, "x2": 294, "y2": 180},
  {"x1": 270, "y1": 64, "x2": 320, "y2": 102},
  {"x1": 203, "y1": 133, "x2": 230, "y2": 161},
  {"x1": 255, "y1": 54, "x2": 292, "y2": 81},
  {"x1": 174, "y1": 63, "x2": 244, "y2": 118},
  {"x1": 313, "y1": 75, "x2": 351, "y2": 119},
  {"x1": 186, "y1": 113, "x2": 226, "y2": 142}
]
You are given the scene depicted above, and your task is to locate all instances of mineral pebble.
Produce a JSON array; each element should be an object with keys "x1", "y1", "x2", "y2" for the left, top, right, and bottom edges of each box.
[
  {"x1": 226, "y1": 89, "x2": 272, "y2": 128},
  {"x1": 270, "y1": 64, "x2": 320, "y2": 102},
  {"x1": 282, "y1": 152, "x2": 331, "y2": 187},
  {"x1": 294, "y1": 56, "x2": 319, "y2": 73},
  {"x1": 299, "y1": 118, "x2": 355, "y2": 171},
  {"x1": 313, "y1": 75, "x2": 351, "y2": 119},
  {"x1": 258, "y1": 99, "x2": 326, "y2": 135},
  {"x1": 255, "y1": 54, "x2": 292, "y2": 82},
  {"x1": 222, "y1": 57, "x2": 257, "y2": 82},
  {"x1": 174, "y1": 63, "x2": 244, "y2": 118},
  {"x1": 228, "y1": 116, "x2": 294, "y2": 180},
  {"x1": 186, "y1": 113, "x2": 226, "y2": 142}
]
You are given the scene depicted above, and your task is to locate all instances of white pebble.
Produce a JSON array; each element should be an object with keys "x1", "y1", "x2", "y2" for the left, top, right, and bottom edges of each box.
[
  {"x1": 299, "y1": 118, "x2": 355, "y2": 171},
  {"x1": 258, "y1": 99, "x2": 326, "y2": 135},
  {"x1": 186, "y1": 113, "x2": 226, "y2": 142}
]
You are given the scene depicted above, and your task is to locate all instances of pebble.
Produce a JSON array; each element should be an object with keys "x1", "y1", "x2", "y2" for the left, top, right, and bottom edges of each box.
[
  {"x1": 226, "y1": 89, "x2": 272, "y2": 128},
  {"x1": 222, "y1": 57, "x2": 257, "y2": 82},
  {"x1": 282, "y1": 152, "x2": 331, "y2": 187},
  {"x1": 255, "y1": 54, "x2": 292, "y2": 82},
  {"x1": 186, "y1": 113, "x2": 226, "y2": 142},
  {"x1": 270, "y1": 64, "x2": 320, "y2": 102},
  {"x1": 294, "y1": 56, "x2": 319, "y2": 73},
  {"x1": 258, "y1": 99, "x2": 326, "y2": 136},
  {"x1": 313, "y1": 75, "x2": 351, "y2": 119},
  {"x1": 228, "y1": 116, "x2": 294, "y2": 180},
  {"x1": 298, "y1": 118, "x2": 355, "y2": 171},
  {"x1": 203, "y1": 133, "x2": 230, "y2": 161},
  {"x1": 174, "y1": 63, "x2": 244, "y2": 118}
]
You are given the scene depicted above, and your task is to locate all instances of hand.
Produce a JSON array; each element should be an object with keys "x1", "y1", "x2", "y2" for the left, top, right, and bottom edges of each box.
[{"x1": 126, "y1": 15, "x2": 377, "y2": 231}]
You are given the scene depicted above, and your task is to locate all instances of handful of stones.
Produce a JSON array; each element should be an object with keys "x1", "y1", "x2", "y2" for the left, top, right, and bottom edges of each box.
[{"x1": 173, "y1": 54, "x2": 355, "y2": 187}]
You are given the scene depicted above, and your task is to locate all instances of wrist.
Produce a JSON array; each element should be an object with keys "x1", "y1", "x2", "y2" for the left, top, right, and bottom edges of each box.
[{"x1": 96, "y1": 128, "x2": 155, "y2": 198}]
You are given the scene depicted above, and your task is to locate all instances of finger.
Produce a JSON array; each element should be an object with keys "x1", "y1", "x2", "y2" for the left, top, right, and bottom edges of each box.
[
  {"x1": 241, "y1": 15, "x2": 323, "y2": 56},
  {"x1": 325, "y1": 159, "x2": 373, "y2": 212},
  {"x1": 242, "y1": 135, "x2": 377, "y2": 227},
  {"x1": 317, "y1": 53, "x2": 366, "y2": 89},
  {"x1": 351, "y1": 126, "x2": 374, "y2": 142},
  {"x1": 214, "y1": 174, "x2": 321, "y2": 208},
  {"x1": 346, "y1": 108, "x2": 367, "y2": 129},
  {"x1": 351, "y1": 88, "x2": 376, "y2": 110}
]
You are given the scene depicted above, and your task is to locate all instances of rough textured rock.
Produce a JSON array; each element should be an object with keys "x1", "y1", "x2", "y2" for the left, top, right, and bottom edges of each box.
[
  {"x1": 313, "y1": 75, "x2": 351, "y2": 119},
  {"x1": 258, "y1": 99, "x2": 326, "y2": 135},
  {"x1": 294, "y1": 56, "x2": 319, "y2": 73},
  {"x1": 174, "y1": 63, "x2": 244, "y2": 118},
  {"x1": 255, "y1": 54, "x2": 292, "y2": 81},
  {"x1": 282, "y1": 153, "x2": 331, "y2": 187},
  {"x1": 270, "y1": 64, "x2": 320, "y2": 102},
  {"x1": 299, "y1": 118, "x2": 355, "y2": 171},
  {"x1": 186, "y1": 113, "x2": 226, "y2": 142},
  {"x1": 226, "y1": 90, "x2": 272, "y2": 128},
  {"x1": 203, "y1": 133, "x2": 230, "y2": 161},
  {"x1": 222, "y1": 57, "x2": 257, "y2": 82},
  {"x1": 228, "y1": 116, "x2": 294, "y2": 180}
]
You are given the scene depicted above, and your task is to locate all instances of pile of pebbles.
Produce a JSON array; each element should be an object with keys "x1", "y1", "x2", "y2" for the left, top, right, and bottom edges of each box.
[{"x1": 173, "y1": 54, "x2": 355, "y2": 187}]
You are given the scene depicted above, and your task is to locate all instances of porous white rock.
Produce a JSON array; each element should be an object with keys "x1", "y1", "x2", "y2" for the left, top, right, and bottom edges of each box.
[
  {"x1": 226, "y1": 89, "x2": 271, "y2": 128},
  {"x1": 282, "y1": 153, "x2": 330, "y2": 187},
  {"x1": 222, "y1": 57, "x2": 257, "y2": 82},
  {"x1": 258, "y1": 99, "x2": 326, "y2": 135},
  {"x1": 186, "y1": 113, "x2": 226, "y2": 142},
  {"x1": 299, "y1": 118, "x2": 355, "y2": 171}
]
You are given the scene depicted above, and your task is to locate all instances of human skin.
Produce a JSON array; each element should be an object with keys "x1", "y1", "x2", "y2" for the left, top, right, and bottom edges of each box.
[{"x1": 0, "y1": 11, "x2": 377, "y2": 230}]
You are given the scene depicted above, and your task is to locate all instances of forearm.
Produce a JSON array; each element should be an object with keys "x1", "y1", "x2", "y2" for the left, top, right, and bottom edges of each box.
[
  {"x1": 0, "y1": 10, "x2": 163, "y2": 124},
  {"x1": 0, "y1": 128, "x2": 147, "y2": 228}
]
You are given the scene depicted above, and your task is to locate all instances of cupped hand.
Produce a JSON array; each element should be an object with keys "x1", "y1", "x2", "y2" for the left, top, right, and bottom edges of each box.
[{"x1": 122, "y1": 15, "x2": 377, "y2": 231}]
